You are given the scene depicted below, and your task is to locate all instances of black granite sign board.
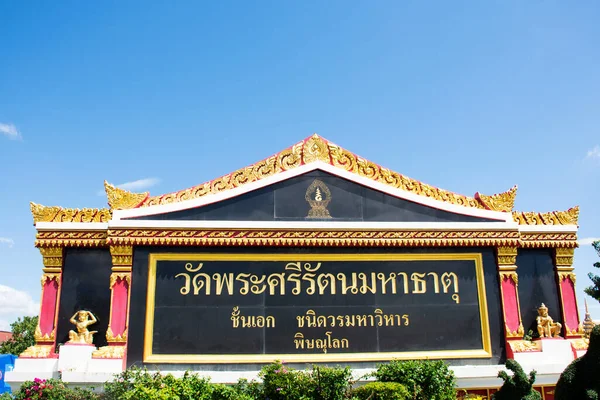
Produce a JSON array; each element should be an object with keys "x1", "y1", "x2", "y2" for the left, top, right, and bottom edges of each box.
[{"x1": 143, "y1": 253, "x2": 491, "y2": 363}]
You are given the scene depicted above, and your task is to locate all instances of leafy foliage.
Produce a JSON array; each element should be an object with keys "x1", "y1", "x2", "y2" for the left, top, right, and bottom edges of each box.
[
  {"x1": 103, "y1": 368, "x2": 216, "y2": 400},
  {"x1": 491, "y1": 359, "x2": 541, "y2": 400},
  {"x1": 555, "y1": 324, "x2": 600, "y2": 400},
  {"x1": 259, "y1": 361, "x2": 352, "y2": 400},
  {"x1": 351, "y1": 382, "x2": 409, "y2": 400},
  {"x1": 10, "y1": 378, "x2": 99, "y2": 400},
  {"x1": 584, "y1": 241, "x2": 600, "y2": 302},
  {"x1": 0, "y1": 316, "x2": 38, "y2": 356},
  {"x1": 373, "y1": 359, "x2": 456, "y2": 400}
]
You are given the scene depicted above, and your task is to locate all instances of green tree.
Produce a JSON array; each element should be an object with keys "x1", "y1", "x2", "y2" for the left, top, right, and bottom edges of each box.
[
  {"x1": 584, "y1": 241, "x2": 600, "y2": 302},
  {"x1": 0, "y1": 315, "x2": 38, "y2": 355}
]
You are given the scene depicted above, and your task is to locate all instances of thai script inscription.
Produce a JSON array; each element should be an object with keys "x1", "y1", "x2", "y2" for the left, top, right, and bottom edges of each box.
[
  {"x1": 230, "y1": 306, "x2": 275, "y2": 328},
  {"x1": 176, "y1": 261, "x2": 460, "y2": 303},
  {"x1": 297, "y1": 309, "x2": 409, "y2": 328}
]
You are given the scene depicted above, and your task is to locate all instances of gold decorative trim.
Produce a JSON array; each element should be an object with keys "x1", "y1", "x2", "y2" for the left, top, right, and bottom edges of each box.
[
  {"x1": 144, "y1": 253, "x2": 491, "y2": 364},
  {"x1": 141, "y1": 134, "x2": 488, "y2": 210},
  {"x1": 558, "y1": 271, "x2": 576, "y2": 284},
  {"x1": 497, "y1": 246, "x2": 517, "y2": 266},
  {"x1": 110, "y1": 245, "x2": 133, "y2": 267},
  {"x1": 92, "y1": 345, "x2": 125, "y2": 359},
  {"x1": 519, "y1": 232, "x2": 578, "y2": 248},
  {"x1": 20, "y1": 344, "x2": 54, "y2": 358},
  {"x1": 33, "y1": 325, "x2": 55, "y2": 342},
  {"x1": 508, "y1": 340, "x2": 541, "y2": 353},
  {"x1": 108, "y1": 229, "x2": 520, "y2": 247},
  {"x1": 505, "y1": 323, "x2": 525, "y2": 339},
  {"x1": 555, "y1": 248, "x2": 575, "y2": 267},
  {"x1": 39, "y1": 247, "x2": 63, "y2": 268},
  {"x1": 109, "y1": 273, "x2": 131, "y2": 289},
  {"x1": 500, "y1": 271, "x2": 518, "y2": 285},
  {"x1": 569, "y1": 338, "x2": 589, "y2": 351},
  {"x1": 475, "y1": 186, "x2": 517, "y2": 213},
  {"x1": 41, "y1": 273, "x2": 60, "y2": 289},
  {"x1": 513, "y1": 206, "x2": 579, "y2": 226},
  {"x1": 106, "y1": 327, "x2": 128, "y2": 343},
  {"x1": 35, "y1": 231, "x2": 108, "y2": 248},
  {"x1": 30, "y1": 202, "x2": 111, "y2": 224},
  {"x1": 104, "y1": 181, "x2": 148, "y2": 210},
  {"x1": 303, "y1": 134, "x2": 330, "y2": 164}
]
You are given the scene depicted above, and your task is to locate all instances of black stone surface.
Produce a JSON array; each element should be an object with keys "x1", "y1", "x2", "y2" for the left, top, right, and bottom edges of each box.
[
  {"x1": 126, "y1": 247, "x2": 505, "y2": 367},
  {"x1": 125, "y1": 170, "x2": 500, "y2": 223},
  {"x1": 55, "y1": 248, "x2": 112, "y2": 348},
  {"x1": 516, "y1": 249, "x2": 563, "y2": 337}
]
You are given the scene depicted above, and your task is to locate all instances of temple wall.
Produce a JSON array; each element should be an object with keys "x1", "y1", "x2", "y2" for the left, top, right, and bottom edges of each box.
[
  {"x1": 516, "y1": 249, "x2": 563, "y2": 336},
  {"x1": 55, "y1": 248, "x2": 112, "y2": 349}
]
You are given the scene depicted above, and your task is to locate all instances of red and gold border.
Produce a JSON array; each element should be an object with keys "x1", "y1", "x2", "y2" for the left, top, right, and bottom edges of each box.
[{"x1": 106, "y1": 228, "x2": 520, "y2": 247}]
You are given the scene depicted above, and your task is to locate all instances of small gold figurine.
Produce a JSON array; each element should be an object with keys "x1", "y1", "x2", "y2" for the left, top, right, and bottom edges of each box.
[
  {"x1": 68, "y1": 310, "x2": 98, "y2": 344},
  {"x1": 536, "y1": 303, "x2": 562, "y2": 338}
]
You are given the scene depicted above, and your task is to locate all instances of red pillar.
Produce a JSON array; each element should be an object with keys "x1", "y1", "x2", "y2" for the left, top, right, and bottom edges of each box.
[
  {"x1": 554, "y1": 247, "x2": 582, "y2": 338},
  {"x1": 92, "y1": 245, "x2": 133, "y2": 360},
  {"x1": 21, "y1": 247, "x2": 63, "y2": 358}
]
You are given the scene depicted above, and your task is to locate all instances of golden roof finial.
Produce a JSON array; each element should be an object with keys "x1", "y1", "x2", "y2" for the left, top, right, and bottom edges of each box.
[
  {"x1": 104, "y1": 181, "x2": 148, "y2": 210},
  {"x1": 30, "y1": 202, "x2": 61, "y2": 224},
  {"x1": 555, "y1": 206, "x2": 579, "y2": 225},
  {"x1": 475, "y1": 185, "x2": 518, "y2": 212},
  {"x1": 302, "y1": 133, "x2": 330, "y2": 164}
]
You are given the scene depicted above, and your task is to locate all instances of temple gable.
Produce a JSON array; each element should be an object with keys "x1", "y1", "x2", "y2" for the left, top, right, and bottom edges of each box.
[{"x1": 124, "y1": 170, "x2": 500, "y2": 223}]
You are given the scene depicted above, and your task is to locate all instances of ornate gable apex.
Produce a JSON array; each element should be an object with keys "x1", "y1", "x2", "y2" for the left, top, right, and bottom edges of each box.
[{"x1": 106, "y1": 134, "x2": 518, "y2": 220}]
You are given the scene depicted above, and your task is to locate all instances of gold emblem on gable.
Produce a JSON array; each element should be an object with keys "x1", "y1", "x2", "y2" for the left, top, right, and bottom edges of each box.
[{"x1": 305, "y1": 179, "x2": 332, "y2": 219}]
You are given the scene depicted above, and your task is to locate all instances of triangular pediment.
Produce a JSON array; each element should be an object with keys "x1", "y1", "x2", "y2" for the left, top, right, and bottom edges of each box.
[
  {"x1": 118, "y1": 168, "x2": 508, "y2": 223},
  {"x1": 106, "y1": 134, "x2": 515, "y2": 222}
]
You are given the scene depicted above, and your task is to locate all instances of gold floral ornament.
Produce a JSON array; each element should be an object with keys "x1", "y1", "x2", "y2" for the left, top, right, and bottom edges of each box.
[
  {"x1": 30, "y1": 202, "x2": 111, "y2": 224},
  {"x1": 513, "y1": 206, "x2": 579, "y2": 226},
  {"x1": 475, "y1": 185, "x2": 517, "y2": 212},
  {"x1": 302, "y1": 134, "x2": 331, "y2": 164},
  {"x1": 104, "y1": 181, "x2": 148, "y2": 210}
]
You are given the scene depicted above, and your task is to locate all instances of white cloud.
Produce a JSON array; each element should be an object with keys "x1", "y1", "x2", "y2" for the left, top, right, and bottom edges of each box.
[
  {"x1": 0, "y1": 237, "x2": 14, "y2": 248},
  {"x1": 0, "y1": 285, "x2": 38, "y2": 316},
  {"x1": 97, "y1": 177, "x2": 160, "y2": 196},
  {"x1": 587, "y1": 145, "x2": 600, "y2": 159},
  {"x1": 579, "y1": 237, "x2": 600, "y2": 246},
  {"x1": 0, "y1": 123, "x2": 21, "y2": 140},
  {"x1": 0, "y1": 319, "x2": 10, "y2": 331}
]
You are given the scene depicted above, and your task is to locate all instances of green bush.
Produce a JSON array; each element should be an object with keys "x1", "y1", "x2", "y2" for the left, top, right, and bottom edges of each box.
[
  {"x1": 351, "y1": 382, "x2": 409, "y2": 400},
  {"x1": 10, "y1": 378, "x2": 99, "y2": 400},
  {"x1": 259, "y1": 361, "x2": 312, "y2": 400},
  {"x1": 259, "y1": 361, "x2": 352, "y2": 400},
  {"x1": 103, "y1": 368, "x2": 213, "y2": 400},
  {"x1": 555, "y1": 324, "x2": 600, "y2": 400},
  {"x1": 491, "y1": 359, "x2": 541, "y2": 400},
  {"x1": 309, "y1": 365, "x2": 352, "y2": 400},
  {"x1": 373, "y1": 359, "x2": 456, "y2": 400}
]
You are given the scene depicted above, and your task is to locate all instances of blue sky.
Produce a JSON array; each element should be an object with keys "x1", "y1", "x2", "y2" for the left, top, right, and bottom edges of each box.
[{"x1": 0, "y1": 1, "x2": 599, "y2": 331}]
